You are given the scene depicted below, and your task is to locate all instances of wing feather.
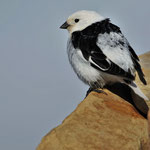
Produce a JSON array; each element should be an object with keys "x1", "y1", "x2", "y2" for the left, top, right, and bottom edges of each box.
[{"x1": 71, "y1": 19, "x2": 146, "y2": 83}]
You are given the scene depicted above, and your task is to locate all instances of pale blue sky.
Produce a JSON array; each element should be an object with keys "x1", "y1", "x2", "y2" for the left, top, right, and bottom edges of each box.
[{"x1": 0, "y1": 0, "x2": 150, "y2": 149}]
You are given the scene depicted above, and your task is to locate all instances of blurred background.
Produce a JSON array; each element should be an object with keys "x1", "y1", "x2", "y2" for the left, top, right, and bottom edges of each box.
[{"x1": 0, "y1": 0, "x2": 150, "y2": 149}]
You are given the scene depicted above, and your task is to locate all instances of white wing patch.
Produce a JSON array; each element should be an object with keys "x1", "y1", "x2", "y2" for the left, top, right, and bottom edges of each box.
[
  {"x1": 97, "y1": 32, "x2": 135, "y2": 75},
  {"x1": 89, "y1": 56, "x2": 111, "y2": 71}
]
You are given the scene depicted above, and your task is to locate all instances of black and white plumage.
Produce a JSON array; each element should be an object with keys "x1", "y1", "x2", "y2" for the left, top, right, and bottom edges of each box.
[{"x1": 60, "y1": 10, "x2": 149, "y2": 118}]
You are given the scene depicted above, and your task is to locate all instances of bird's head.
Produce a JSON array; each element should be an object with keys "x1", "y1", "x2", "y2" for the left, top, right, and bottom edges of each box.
[{"x1": 60, "y1": 10, "x2": 104, "y2": 34}]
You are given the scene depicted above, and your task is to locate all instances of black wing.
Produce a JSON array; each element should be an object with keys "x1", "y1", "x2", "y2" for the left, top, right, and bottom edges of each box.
[
  {"x1": 71, "y1": 20, "x2": 134, "y2": 81},
  {"x1": 128, "y1": 46, "x2": 147, "y2": 85},
  {"x1": 71, "y1": 19, "x2": 146, "y2": 84}
]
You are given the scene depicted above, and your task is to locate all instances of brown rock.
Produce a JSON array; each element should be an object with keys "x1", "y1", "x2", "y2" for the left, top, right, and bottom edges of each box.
[
  {"x1": 136, "y1": 51, "x2": 150, "y2": 101},
  {"x1": 36, "y1": 52, "x2": 150, "y2": 150},
  {"x1": 139, "y1": 51, "x2": 150, "y2": 69}
]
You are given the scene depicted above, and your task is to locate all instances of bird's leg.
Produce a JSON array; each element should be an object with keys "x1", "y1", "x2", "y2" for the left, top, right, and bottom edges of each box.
[
  {"x1": 93, "y1": 89, "x2": 107, "y2": 95},
  {"x1": 86, "y1": 87, "x2": 107, "y2": 97},
  {"x1": 86, "y1": 87, "x2": 93, "y2": 97}
]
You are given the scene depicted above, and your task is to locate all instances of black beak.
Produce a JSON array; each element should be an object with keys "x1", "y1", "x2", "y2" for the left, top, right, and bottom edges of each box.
[{"x1": 60, "y1": 21, "x2": 70, "y2": 29}]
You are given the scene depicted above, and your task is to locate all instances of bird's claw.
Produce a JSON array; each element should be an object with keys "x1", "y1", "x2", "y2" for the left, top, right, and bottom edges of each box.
[
  {"x1": 86, "y1": 88, "x2": 107, "y2": 97},
  {"x1": 92, "y1": 89, "x2": 107, "y2": 95}
]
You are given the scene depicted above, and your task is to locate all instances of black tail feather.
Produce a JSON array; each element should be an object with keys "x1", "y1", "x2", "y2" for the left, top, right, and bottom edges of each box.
[
  {"x1": 137, "y1": 69, "x2": 147, "y2": 85},
  {"x1": 133, "y1": 58, "x2": 147, "y2": 85},
  {"x1": 106, "y1": 83, "x2": 149, "y2": 119}
]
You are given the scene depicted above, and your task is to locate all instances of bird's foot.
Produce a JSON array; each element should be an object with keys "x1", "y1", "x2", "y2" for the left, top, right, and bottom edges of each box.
[
  {"x1": 86, "y1": 87, "x2": 107, "y2": 97},
  {"x1": 93, "y1": 89, "x2": 107, "y2": 95}
]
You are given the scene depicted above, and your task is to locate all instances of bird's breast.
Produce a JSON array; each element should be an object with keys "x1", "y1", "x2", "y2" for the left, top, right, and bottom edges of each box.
[{"x1": 67, "y1": 39, "x2": 101, "y2": 84}]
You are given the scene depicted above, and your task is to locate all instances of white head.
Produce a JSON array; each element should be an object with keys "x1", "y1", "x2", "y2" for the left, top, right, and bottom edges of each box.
[{"x1": 60, "y1": 10, "x2": 105, "y2": 34}]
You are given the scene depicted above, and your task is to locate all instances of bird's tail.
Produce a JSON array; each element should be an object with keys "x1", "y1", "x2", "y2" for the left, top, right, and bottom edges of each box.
[
  {"x1": 127, "y1": 81, "x2": 149, "y2": 118},
  {"x1": 106, "y1": 82, "x2": 149, "y2": 119},
  {"x1": 128, "y1": 81, "x2": 149, "y2": 101}
]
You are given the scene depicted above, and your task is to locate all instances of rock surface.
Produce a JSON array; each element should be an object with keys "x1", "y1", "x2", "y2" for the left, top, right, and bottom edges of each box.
[
  {"x1": 137, "y1": 52, "x2": 150, "y2": 102},
  {"x1": 36, "y1": 52, "x2": 150, "y2": 150}
]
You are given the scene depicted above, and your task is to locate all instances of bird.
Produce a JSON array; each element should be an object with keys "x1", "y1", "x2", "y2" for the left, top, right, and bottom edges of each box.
[{"x1": 60, "y1": 10, "x2": 149, "y2": 118}]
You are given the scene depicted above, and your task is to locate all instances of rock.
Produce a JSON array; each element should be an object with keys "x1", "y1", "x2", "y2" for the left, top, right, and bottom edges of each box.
[
  {"x1": 136, "y1": 51, "x2": 150, "y2": 101},
  {"x1": 36, "y1": 52, "x2": 150, "y2": 150},
  {"x1": 139, "y1": 51, "x2": 150, "y2": 69}
]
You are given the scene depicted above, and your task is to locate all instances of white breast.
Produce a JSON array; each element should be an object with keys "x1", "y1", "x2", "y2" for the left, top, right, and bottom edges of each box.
[{"x1": 67, "y1": 39, "x2": 101, "y2": 85}]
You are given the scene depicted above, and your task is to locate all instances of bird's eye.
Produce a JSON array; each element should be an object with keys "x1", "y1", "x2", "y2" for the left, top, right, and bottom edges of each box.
[{"x1": 74, "y1": 19, "x2": 79, "y2": 23}]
